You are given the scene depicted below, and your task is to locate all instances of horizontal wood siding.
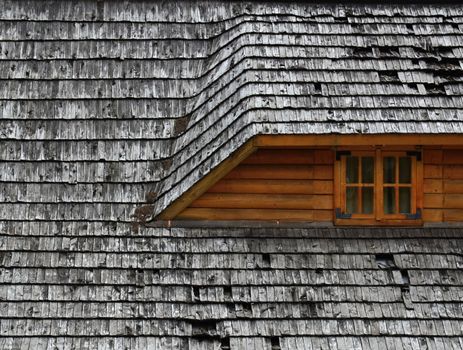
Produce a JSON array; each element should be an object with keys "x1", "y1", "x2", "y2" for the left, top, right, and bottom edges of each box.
[
  {"x1": 177, "y1": 149, "x2": 334, "y2": 221},
  {"x1": 423, "y1": 149, "x2": 463, "y2": 222},
  {"x1": 178, "y1": 147, "x2": 463, "y2": 223}
]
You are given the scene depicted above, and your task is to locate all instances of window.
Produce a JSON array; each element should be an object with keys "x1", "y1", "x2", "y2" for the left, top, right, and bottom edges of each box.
[{"x1": 335, "y1": 149, "x2": 423, "y2": 225}]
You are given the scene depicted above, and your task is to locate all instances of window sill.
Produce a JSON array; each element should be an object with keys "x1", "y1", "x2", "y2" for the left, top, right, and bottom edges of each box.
[{"x1": 335, "y1": 218, "x2": 423, "y2": 226}]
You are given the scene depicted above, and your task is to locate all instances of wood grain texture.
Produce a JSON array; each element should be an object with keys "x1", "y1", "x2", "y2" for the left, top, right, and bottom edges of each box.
[
  {"x1": 179, "y1": 148, "x2": 335, "y2": 220},
  {"x1": 177, "y1": 208, "x2": 328, "y2": 221},
  {"x1": 208, "y1": 179, "x2": 333, "y2": 194},
  {"x1": 191, "y1": 193, "x2": 333, "y2": 210}
]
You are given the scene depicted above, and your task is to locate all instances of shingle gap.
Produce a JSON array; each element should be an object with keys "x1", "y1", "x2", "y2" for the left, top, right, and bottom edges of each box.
[
  {"x1": 401, "y1": 269, "x2": 410, "y2": 285},
  {"x1": 191, "y1": 319, "x2": 218, "y2": 340},
  {"x1": 192, "y1": 286, "x2": 201, "y2": 302},
  {"x1": 375, "y1": 253, "x2": 396, "y2": 269},
  {"x1": 423, "y1": 83, "x2": 446, "y2": 96},
  {"x1": 220, "y1": 338, "x2": 231, "y2": 350},
  {"x1": 223, "y1": 286, "x2": 233, "y2": 301},
  {"x1": 378, "y1": 71, "x2": 399, "y2": 82},
  {"x1": 261, "y1": 253, "x2": 271, "y2": 269},
  {"x1": 270, "y1": 337, "x2": 281, "y2": 350},
  {"x1": 351, "y1": 47, "x2": 373, "y2": 58}
]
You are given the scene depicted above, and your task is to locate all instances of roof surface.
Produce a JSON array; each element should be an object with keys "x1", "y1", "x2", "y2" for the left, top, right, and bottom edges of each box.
[
  {"x1": 1, "y1": 1, "x2": 463, "y2": 348},
  {"x1": 1, "y1": 225, "x2": 463, "y2": 349},
  {"x1": 1, "y1": 1, "x2": 463, "y2": 216}
]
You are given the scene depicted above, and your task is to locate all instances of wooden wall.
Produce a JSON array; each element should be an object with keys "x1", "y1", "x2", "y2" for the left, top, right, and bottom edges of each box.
[
  {"x1": 423, "y1": 148, "x2": 463, "y2": 222},
  {"x1": 177, "y1": 147, "x2": 463, "y2": 223},
  {"x1": 177, "y1": 149, "x2": 334, "y2": 221}
]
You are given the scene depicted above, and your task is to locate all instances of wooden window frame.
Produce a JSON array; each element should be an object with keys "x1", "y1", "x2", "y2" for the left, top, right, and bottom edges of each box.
[{"x1": 335, "y1": 148, "x2": 423, "y2": 226}]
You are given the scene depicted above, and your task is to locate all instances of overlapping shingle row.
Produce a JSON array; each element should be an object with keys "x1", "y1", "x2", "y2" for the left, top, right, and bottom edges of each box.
[{"x1": 1, "y1": 224, "x2": 462, "y2": 348}]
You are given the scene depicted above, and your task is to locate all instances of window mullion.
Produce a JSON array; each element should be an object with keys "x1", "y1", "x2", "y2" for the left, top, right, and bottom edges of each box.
[
  {"x1": 395, "y1": 156, "x2": 399, "y2": 215},
  {"x1": 358, "y1": 159, "x2": 363, "y2": 213},
  {"x1": 375, "y1": 148, "x2": 382, "y2": 221}
]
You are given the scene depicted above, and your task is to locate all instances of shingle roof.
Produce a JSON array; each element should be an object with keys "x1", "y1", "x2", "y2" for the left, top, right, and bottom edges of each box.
[
  {"x1": 1, "y1": 224, "x2": 462, "y2": 349},
  {"x1": 1, "y1": 1, "x2": 463, "y2": 348}
]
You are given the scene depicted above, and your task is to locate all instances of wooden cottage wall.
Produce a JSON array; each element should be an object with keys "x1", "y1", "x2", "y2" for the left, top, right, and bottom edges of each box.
[
  {"x1": 177, "y1": 147, "x2": 463, "y2": 223},
  {"x1": 177, "y1": 149, "x2": 334, "y2": 221},
  {"x1": 423, "y1": 149, "x2": 463, "y2": 222}
]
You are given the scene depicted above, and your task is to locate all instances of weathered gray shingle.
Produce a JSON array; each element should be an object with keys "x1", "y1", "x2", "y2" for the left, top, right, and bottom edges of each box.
[{"x1": 1, "y1": 225, "x2": 462, "y2": 348}]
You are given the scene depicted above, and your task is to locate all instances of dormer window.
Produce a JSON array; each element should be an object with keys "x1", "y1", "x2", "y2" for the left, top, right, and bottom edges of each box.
[{"x1": 335, "y1": 149, "x2": 423, "y2": 225}]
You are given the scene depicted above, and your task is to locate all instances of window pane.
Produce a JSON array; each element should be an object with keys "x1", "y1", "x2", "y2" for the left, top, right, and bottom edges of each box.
[
  {"x1": 346, "y1": 187, "x2": 358, "y2": 214},
  {"x1": 383, "y1": 187, "x2": 396, "y2": 214},
  {"x1": 362, "y1": 157, "x2": 374, "y2": 184},
  {"x1": 346, "y1": 157, "x2": 358, "y2": 184},
  {"x1": 399, "y1": 157, "x2": 412, "y2": 184},
  {"x1": 383, "y1": 157, "x2": 396, "y2": 184},
  {"x1": 399, "y1": 187, "x2": 411, "y2": 214},
  {"x1": 362, "y1": 187, "x2": 374, "y2": 214}
]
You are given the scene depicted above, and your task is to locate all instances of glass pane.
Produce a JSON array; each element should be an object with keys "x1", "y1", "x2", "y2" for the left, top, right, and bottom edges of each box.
[
  {"x1": 399, "y1": 157, "x2": 412, "y2": 184},
  {"x1": 383, "y1": 187, "x2": 396, "y2": 214},
  {"x1": 399, "y1": 187, "x2": 411, "y2": 214},
  {"x1": 346, "y1": 187, "x2": 358, "y2": 214},
  {"x1": 346, "y1": 157, "x2": 358, "y2": 184},
  {"x1": 362, "y1": 187, "x2": 374, "y2": 214},
  {"x1": 383, "y1": 157, "x2": 396, "y2": 184},
  {"x1": 362, "y1": 157, "x2": 374, "y2": 184}
]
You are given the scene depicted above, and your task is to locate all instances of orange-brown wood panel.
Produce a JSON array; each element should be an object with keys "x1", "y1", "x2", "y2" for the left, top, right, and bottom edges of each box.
[
  {"x1": 177, "y1": 147, "x2": 463, "y2": 222},
  {"x1": 444, "y1": 165, "x2": 463, "y2": 179},
  {"x1": 242, "y1": 149, "x2": 315, "y2": 164},
  {"x1": 224, "y1": 165, "x2": 314, "y2": 179},
  {"x1": 190, "y1": 193, "x2": 333, "y2": 210},
  {"x1": 208, "y1": 179, "x2": 333, "y2": 194},
  {"x1": 423, "y1": 179, "x2": 442, "y2": 194},
  {"x1": 177, "y1": 208, "x2": 318, "y2": 221},
  {"x1": 444, "y1": 194, "x2": 463, "y2": 209},
  {"x1": 444, "y1": 180, "x2": 463, "y2": 194},
  {"x1": 423, "y1": 149, "x2": 443, "y2": 164},
  {"x1": 423, "y1": 194, "x2": 443, "y2": 208},
  {"x1": 179, "y1": 148, "x2": 335, "y2": 221},
  {"x1": 443, "y1": 150, "x2": 463, "y2": 164},
  {"x1": 424, "y1": 164, "x2": 443, "y2": 179},
  {"x1": 422, "y1": 209, "x2": 443, "y2": 222},
  {"x1": 444, "y1": 209, "x2": 463, "y2": 221}
]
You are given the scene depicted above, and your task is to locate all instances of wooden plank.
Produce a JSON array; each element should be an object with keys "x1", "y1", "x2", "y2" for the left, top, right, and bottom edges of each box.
[
  {"x1": 443, "y1": 165, "x2": 463, "y2": 179},
  {"x1": 442, "y1": 149, "x2": 463, "y2": 164},
  {"x1": 207, "y1": 179, "x2": 333, "y2": 194},
  {"x1": 314, "y1": 149, "x2": 334, "y2": 164},
  {"x1": 225, "y1": 165, "x2": 314, "y2": 179},
  {"x1": 423, "y1": 179, "x2": 442, "y2": 194},
  {"x1": 443, "y1": 180, "x2": 463, "y2": 194},
  {"x1": 190, "y1": 193, "x2": 333, "y2": 210},
  {"x1": 444, "y1": 209, "x2": 463, "y2": 221},
  {"x1": 422, "y1": 209, "x2": 443, "y2": 222},
  {"x1": 444, "y1": 194, "x2": 463, "y2": 209},
  {"x1": 256, "y1": 134, "x2": 463, "y2": 147},
  {"x1": 423, "y1": 149, "x2": 442, "y2": 164},
  {"x1": 423, "y1": 194, "x2": 443, "y2": 208},
  {"x1": 242, "y1": 149, "x2": 314, "y2": 164},
  {"x1": 314, "y1": 165, "x2": 333, "y2": 179},
  {"x1": 313, "y1": 210, "x2": 333, "y2": 221},
  {"x1": 177, "y1": 208, "x2": 316, "y2": 221},
  {"x1": 424, "y1": 165, "x2": 443, "y2": 179},
  {"x1": 158, "y1": 140, "x2": 257, "y2": 220}
]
